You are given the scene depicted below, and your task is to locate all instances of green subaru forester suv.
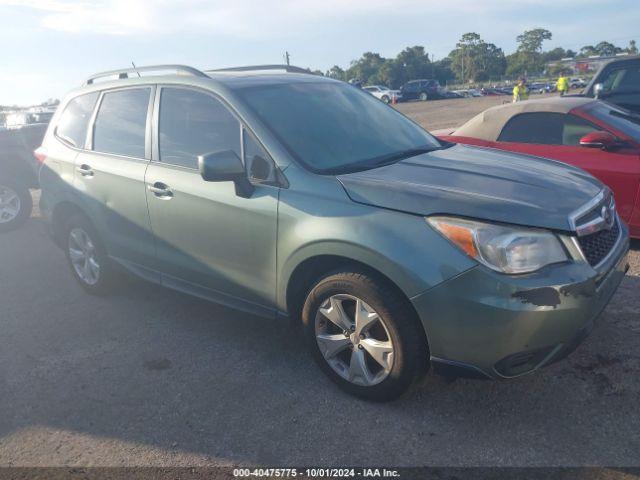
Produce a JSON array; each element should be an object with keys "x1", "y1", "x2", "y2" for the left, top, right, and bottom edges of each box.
[{"x1": 38, "y1": 65, "x2": 629, "y2": 401}]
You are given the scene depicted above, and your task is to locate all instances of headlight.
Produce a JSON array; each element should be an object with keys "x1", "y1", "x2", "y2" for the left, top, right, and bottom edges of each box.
[{"x1": 426, "y1": 216, "x2": 569, "y2": 274}]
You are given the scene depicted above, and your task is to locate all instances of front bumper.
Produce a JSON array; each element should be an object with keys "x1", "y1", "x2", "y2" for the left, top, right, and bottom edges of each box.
[{"x1": 411, "y1": 224, "x2": 630, "y2": 379}]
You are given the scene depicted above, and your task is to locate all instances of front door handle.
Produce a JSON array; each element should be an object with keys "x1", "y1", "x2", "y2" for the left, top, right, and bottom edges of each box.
[
  {"x1": 148, "y1": 182, "x2": 173, "y2": 198},
  {"x1": 76, "y1": 164, "x2": 94, "y2": 177}
]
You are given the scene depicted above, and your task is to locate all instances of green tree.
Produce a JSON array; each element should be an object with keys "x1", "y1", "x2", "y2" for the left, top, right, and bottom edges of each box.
[
  {"x1": 542, "y1": 47, "x2": 569, "y2": 62},
  {"x1": 516, "y1": 28, "x2": 552, "y2": 53},
  {"x1": 346, "y1": 52, "x2": 386, "y2": 84},
  {"x1": 448, "y1": 33, "x2": 506, "y2": 83},
  {"x1": 433, "y1": 58, "x2": 455, "y2": 85},
  {"x1": 326, "y1": 65, "x2": 346, "y2": 80},
  {"x1": 628, "y1": 40, "x2": 638, "y2": 55},
  {"x1": 579, "y1": 45, "x2": 597, "y2": 57},
  {"x1": 394, "y1": 46, "x2": 433, "y2": 84},
  {"x1": 594, "y1": 41, "x2": 622, "y2": 56},
  {"x1": 507, "y1": 28, "x2": 552, "y2": 75}
]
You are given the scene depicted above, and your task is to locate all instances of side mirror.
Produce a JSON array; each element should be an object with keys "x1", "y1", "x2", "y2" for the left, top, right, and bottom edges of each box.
[
  {"x1": 593, "y1": 83, "x2": 604, "y2": 98},
  {"x1": 579, "y1": 131, "x2": 619, "y2": 150},
  {"x1": 197, "y1": 150, "x2": 254, "y2": 198}
]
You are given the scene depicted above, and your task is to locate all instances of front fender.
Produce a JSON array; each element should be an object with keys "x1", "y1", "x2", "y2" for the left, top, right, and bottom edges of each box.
[{"x1": 276, "y1": 173, "x2": 476, "y2": 312}]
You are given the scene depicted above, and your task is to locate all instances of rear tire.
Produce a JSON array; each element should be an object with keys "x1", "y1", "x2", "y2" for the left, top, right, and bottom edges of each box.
[
  {"x1": 381, "y1": 95, "x2": 390, "y2": 104},
  {"x1": 302, "y1": 269, "x2": 428, "y2": 401},
  {"x1": 63, "y1": 213, "x2": 116, "y2": 295},
  {"x1": 419, "y1": 92, "x2": 428, "y2": 101},
  {"x1": 0, "y1": 180, "x2": 32, "y2": 233}
]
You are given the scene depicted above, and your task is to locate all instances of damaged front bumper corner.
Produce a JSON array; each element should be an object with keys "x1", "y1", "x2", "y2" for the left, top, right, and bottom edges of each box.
[{"x1": 411, "y1": 224, "x2": 630, "y2": 379}]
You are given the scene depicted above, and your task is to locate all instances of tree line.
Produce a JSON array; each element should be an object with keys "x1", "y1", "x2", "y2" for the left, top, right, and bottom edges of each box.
[{"x1": 323, "y1": 29, "x2": 638, "y2": 88}]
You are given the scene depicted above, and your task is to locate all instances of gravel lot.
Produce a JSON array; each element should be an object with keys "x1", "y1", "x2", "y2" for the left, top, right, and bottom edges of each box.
[{"x1": 1, "y1": 96, "x2": 639, "y2": 468}]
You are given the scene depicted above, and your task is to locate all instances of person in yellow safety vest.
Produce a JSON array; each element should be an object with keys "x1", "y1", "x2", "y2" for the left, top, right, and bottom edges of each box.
[
  {"x1": 512, "y1": 77, "x2": 529, "y2": 102},
  {"x1": 557, "y1": 74, "x2": 569, "y2": 96}
]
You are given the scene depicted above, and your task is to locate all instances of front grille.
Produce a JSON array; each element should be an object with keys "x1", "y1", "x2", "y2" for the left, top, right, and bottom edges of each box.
[{"x1": 577, "y1": 220, "x2": 620, "y2": 266}]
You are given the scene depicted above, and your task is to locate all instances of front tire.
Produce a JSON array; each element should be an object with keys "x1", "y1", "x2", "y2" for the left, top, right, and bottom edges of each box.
[
  {"x1": 0, "y1": 180, "x2": 32, "y2": 233},
  {"x1": 64, "y1": 213, "x2": 115, "y2": 295},
  {"x1": 302, "y1": 270, "x2": 428, "y2": 401},
  {"x1": 381, "y1": 95, "x2": 390, "y2": 104},
  {"x1": 419, "y1": 92, "x2": 428, "y2": 101}
]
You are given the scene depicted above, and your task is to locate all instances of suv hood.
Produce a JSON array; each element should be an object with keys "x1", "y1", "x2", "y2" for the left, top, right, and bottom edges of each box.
[{"x1": 337, "y1": 144, "x2": 603, "y2": 232}]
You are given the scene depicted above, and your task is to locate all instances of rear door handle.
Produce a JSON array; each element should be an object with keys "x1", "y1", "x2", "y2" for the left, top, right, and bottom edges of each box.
[
  {"x1": 76, "y1": 164, "x2": 94, "y2": 177},
  {"x1": 148, "y1": 182, "x2": 173, "y2": 198}
]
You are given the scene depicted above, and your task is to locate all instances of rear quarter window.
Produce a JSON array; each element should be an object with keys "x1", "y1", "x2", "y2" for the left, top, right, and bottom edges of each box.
[{"x1": 55, "y1": 92, "x2": 99, "y2": 148}]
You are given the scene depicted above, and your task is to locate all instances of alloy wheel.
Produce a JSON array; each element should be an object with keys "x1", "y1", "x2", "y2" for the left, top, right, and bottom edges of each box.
[
  {"x1": 68, "y1": 227, "x2": 101, "y2": 285},
  {"x1": 315, "y1": 294, "x2": 394, "y2": 387},
  {"x1": 0, "y1": 185, "x2": 21, "y2": 224}
]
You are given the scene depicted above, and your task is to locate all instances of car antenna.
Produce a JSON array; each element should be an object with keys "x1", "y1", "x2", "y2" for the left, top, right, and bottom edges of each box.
[{"x1": 131, "y1": 62, "x2": 141, "y2": 77}]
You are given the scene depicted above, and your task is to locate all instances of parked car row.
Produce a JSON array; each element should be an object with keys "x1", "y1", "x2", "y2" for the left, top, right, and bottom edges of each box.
[{"x1": 363, "y1": 77, "x2": 576, "y2": 103}]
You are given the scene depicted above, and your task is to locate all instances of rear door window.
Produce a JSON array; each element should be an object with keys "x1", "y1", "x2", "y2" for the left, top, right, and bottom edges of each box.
[
  {"x1": 158, "y1": 87, "x2": 241, "y2": 169},
  {"x1": 92, "y1": 88, "x2": 150, "y2": 158},
  {"x1": 55, "y1": 92, "x2": 99, "y2": 148}
]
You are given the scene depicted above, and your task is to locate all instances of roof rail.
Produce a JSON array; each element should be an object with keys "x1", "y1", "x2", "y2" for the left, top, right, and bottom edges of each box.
[
  {"x1": 85, "y1": 64, "x2": 208, "y2": 85},
  {"x1": 207, "y1": 64, "x2": 314, "y2": 75}
]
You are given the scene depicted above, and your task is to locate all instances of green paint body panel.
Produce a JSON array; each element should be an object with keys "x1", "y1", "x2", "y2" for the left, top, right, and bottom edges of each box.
[{"x1": 39, "y1": 70, "x2": 630, "y2": 379}]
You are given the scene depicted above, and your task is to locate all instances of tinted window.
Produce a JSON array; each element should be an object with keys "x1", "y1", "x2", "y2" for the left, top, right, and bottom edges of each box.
[
  {"x1": 56, "y1": 93, "x2": 99, "y2": 148},
  {"x1": 499, "y1": 112, "x2": 603, "y2": 146},
  {"x1": 93, "y1": 88, "x2": 150, "y2": 158},
  {"x1": 600, "y1": 66, "x2": 640, "y2": 94},
  {"x1": 237, "y1": 82, "x2": 440, "y2": 173},
  {"x1": 499, "y1": 112, "x2": 565, "y2": 144},
  {"x1": 159, "y1": 88, "x2": 241, "y2": 169}
]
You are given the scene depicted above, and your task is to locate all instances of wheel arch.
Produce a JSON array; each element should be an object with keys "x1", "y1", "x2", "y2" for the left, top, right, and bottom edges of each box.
[
  {"x1": 50, "y1": 200, "x2": 93, "y2": 247},
  {"x1": 283, "y1": 247, "x2": 427, "y2": 334}
]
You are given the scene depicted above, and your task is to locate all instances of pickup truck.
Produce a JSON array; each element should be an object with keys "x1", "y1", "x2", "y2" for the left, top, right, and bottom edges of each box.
[{"x1": 584, "y1": 56, "x2": 640, "y2": 114}]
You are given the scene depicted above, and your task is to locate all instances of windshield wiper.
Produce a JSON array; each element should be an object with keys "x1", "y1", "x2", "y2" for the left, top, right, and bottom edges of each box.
[
  {"x1": 326, "y1": 144, "x2": 445, "y2": 175},
  {"x1": 366, "y1": 146, "x2": 440, "y2": 168}
]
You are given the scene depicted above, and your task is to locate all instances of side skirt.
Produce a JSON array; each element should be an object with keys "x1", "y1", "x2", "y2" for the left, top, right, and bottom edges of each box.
[{"x1": 110, "y1": 256, "x2": 277, "y2": 320}]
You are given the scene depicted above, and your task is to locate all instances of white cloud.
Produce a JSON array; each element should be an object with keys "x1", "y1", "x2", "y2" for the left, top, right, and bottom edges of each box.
[{"x1": 0, "y1": 0, "x2": 601, "y2": 37}]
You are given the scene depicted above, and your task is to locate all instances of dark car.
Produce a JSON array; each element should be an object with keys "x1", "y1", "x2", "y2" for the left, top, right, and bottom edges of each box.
[
  {"x1": 584, "y1": 56, "x2": 640, "y2": 114},
  {"x1": 0, "y1": 115, "x2": 49, "y2": 232},
  {"x1": 399, "y1": 79, "x2": 441, "y2": 101}
]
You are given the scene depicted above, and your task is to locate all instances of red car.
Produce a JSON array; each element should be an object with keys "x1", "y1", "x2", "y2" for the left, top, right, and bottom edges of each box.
[{"x1": 435, "y1": 97, "x2": 640, "y2": 238}]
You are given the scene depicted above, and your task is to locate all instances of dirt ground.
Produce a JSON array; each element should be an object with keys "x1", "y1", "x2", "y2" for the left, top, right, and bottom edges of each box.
[{"x1": 394, "y1": 93, "x2": 557, "y2": 131}]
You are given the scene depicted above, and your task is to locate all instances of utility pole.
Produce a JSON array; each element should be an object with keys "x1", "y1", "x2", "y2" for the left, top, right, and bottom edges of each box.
[{"x1": 284, "y1": 51, "x2": 290, "y2": 66}]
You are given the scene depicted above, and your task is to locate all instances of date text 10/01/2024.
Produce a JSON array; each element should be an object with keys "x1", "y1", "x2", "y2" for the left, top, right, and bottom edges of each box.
[{"x1": 233, "y1": 468, "x2": 401, "y2": 477}]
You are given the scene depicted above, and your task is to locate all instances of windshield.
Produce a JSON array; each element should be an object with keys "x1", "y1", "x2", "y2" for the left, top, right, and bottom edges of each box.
[
  {"x1": 236, "y1": 81, "x2": 441, "y2": 173},
  {"x1": 586, "y1": 101, "x2": 640, "y2": 143}
]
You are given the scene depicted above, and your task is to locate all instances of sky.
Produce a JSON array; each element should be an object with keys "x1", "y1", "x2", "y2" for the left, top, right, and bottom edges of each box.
[{"x1": 1, "y1": 0, "x2": 639, "y2": 105}]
